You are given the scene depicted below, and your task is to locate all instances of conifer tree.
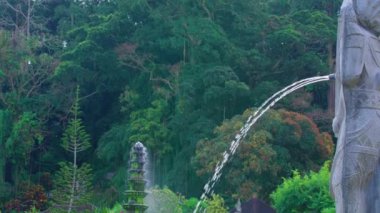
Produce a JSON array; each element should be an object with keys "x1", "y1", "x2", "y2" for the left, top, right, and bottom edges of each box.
[{"x1": 52, "y1": 86, "x2": 93, "y2": 213}]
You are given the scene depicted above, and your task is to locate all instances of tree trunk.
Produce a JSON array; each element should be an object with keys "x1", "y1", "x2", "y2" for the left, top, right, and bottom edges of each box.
[
  {"x1": 68, "y1": 112, "x2": 78, "y2": 213},
  {"x1": 327, "y1": 42, "x2": 335, "y2": 114},
  {"x1": 68, "y1": 143, "x2": 77, "y2": 213},
  {"x1": 26, "y1": 0, "x2": 31, "y2": 38},
  {"x1": 0, "y1": 148, "x2": 4, "y2": 187}
]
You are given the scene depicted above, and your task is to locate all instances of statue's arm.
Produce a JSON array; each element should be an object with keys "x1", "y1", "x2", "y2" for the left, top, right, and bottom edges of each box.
[
  {"x1": 339, "y1": 10, "x2": 365, "y2": 87},
  {"x1": 341, "y1": 41, "x2": 364, "y2": 87}
]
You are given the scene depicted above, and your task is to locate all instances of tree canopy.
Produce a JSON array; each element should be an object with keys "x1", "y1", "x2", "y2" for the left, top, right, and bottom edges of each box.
[{"x1": 0, "y1": 0, "x2": 341, "y2": 211}]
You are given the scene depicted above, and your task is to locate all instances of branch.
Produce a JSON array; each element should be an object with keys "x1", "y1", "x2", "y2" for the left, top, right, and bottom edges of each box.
[
  {"x1": 150, "y1": 76, "x2": 175, "y2": 91},
  {"x1": 2, "y1": 0, "x2": 27, "y2": 19},
  {"x1": 79, "y1": 90, "x2": 98, "y2": 101},
  {"x1": 199, "y1": 0, "x2": 213, "y2": 19},
  {"x1": 0, "y1": 17, "x2": 17, "y2": 28}
]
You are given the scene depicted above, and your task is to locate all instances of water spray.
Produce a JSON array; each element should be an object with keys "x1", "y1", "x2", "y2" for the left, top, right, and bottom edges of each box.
[{"x1": 193, "y1": 74, "x2": 334, "y2": 213}]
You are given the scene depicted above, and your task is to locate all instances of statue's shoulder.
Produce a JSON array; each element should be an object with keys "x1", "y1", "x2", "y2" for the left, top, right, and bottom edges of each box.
[
  {"x1": 340, "y1": 4, "x2": 356, "y2": 21},
  {"x1": 353, "y1": 0, "x2": 380, "y2": 35}
]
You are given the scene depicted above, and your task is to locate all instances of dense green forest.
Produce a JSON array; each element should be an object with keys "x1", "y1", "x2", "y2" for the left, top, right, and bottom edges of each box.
[{"x1": 0, "y1": 0, "x2": 342, "y2": 211}]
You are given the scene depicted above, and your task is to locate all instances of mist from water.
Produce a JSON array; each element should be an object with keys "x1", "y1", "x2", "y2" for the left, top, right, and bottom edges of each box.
[{"x1": 144, "y1": 149, "x2": 153, "y2": 189}]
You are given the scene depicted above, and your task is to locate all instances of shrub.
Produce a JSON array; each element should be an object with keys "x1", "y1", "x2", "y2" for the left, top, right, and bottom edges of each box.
[
  {"x1": 270, "y1": 161, "x2": 335, "y2": 213},
  {"x1": 5, "y1": 184, "x2": 48, "y2": 212}
]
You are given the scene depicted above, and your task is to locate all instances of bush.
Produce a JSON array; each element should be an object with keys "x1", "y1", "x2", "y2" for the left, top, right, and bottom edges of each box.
[
  {"x1": 270, "y1": 161, "x2": 335, "y2": 213},
  {"x1": 204, "y1": 194, "x2": 228, "y2": 213},
  {"x1": 181, "y1": 197, "x2": 200, "y2": 213},
  {"x1": 94, "y1": 203, "x2": 123, "y2": 213}
]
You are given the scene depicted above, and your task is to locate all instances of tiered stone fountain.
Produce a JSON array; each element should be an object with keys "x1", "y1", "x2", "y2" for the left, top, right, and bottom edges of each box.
[{"x1": 123, "y1": 142, "x2": 148, "y2": 213}]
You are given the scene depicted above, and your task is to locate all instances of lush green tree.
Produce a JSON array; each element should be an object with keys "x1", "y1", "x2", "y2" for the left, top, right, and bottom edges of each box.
[
  {"x1": 0, "y1": 29, "x2": 58, "y2": 207},
  {"x1": 193, "y1": 109, "x2": 334, "y2": 200},
  {"x1": 96, "y1": 98, "x2": 172, "y2": 195},
  {"x1": 0, "y1": 110, "x2": 43, "y2": 199},
  {"x1": 53, "y1": 1, "x2": 98, "y2": 36},
  {"x1": 5, "y1": 112, "x2": 42, "y2": 182},
  {"x1": 271, "y1": 161, "x2": 335, "y2": 213},
  {"x1": 204, "y1": 194, "x2": 228, "y2": 213},
  {"x1": 128, "y1": 99, "x2": 171, "y2": 156}
]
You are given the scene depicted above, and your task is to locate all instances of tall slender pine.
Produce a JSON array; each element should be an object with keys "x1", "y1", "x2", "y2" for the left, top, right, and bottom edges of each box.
[{"x1": 52, "y1": 86, "x2": 93, "y2": 212}]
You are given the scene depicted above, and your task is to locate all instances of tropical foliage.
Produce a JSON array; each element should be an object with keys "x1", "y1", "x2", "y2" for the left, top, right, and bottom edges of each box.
[{"x1": 0, "y1": 0, "x2": 341, "y2": 211}]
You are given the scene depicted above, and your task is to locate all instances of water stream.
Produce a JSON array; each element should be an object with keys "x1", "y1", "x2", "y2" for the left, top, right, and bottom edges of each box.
[{"x1": 193, "y1": 74, "x2": 333, "y2": 213}]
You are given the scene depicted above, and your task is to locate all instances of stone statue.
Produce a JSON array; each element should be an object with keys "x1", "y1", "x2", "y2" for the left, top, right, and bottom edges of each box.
[{"x1": 331, "y1": 0, "x2": 380, "y2": 212}]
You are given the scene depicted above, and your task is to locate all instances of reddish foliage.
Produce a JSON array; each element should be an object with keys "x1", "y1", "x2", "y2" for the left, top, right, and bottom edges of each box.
[
  {"x1": 5, "y1": 199, "x2": 22, "y2": 212},
  {"x1": 40, "y1": 172, "x2": 53, "y2": 191},
  {"x1": 115, "y1": 42, "x2": 137, "y2": 56},
  {"x1": 280, "y1": 109, "x2": 334, "y2": 158},
  {"x1": 280, "y1": 110, "x2": 312, "y2": 139},
  {"x1": 5, "y1": 184, "x2": 48, "y2": 212}
]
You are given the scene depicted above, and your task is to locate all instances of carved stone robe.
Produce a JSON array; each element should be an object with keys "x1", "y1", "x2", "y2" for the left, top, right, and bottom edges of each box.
[{"x1": 331, "y1": 1, "x2": 380, "y2": 212}]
